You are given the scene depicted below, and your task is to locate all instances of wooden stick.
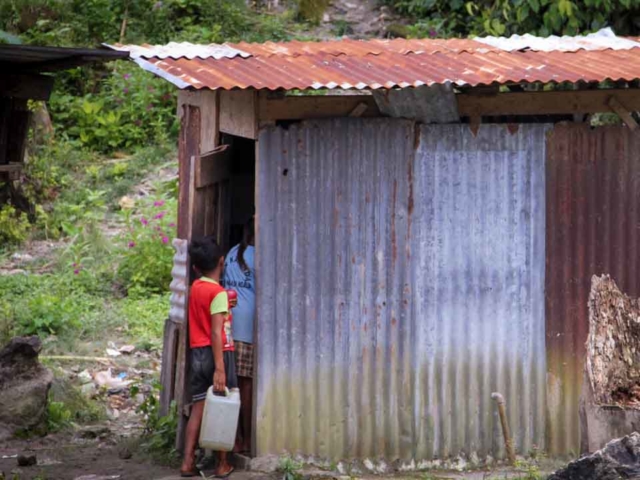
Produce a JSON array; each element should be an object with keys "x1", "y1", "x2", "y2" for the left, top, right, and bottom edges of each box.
[
  {"x1": 41, "y1": 355, "x2": 111, "y2": 362},
  {"x1": 492, "y1": 392, "x2": 516, "y2": 465},
  {"x1": 608, "y1": 96, "x2": 638, "y2": 131}
]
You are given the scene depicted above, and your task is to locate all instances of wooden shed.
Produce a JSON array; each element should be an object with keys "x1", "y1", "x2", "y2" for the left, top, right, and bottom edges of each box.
[
  {"x1": 112, "y1": 29, "x2": 640, "y2": 466},
  {"x1": 0, "y1": 45, "x2": 127, "y2": 184}
]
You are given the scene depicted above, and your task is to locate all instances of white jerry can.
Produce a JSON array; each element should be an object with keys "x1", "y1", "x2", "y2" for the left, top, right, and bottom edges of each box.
[{"x1": 199, "y1": 387, "x2": 241, "y2": 451}]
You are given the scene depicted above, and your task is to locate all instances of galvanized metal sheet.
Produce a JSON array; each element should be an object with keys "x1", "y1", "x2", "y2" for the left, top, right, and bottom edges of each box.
[
  {"x1": 255, "y1": 119, "x2": 547, "y2": 463},
  {"x1": 475, "y1": 27, "x2": 640, "y2": 52},
  {"x1": 545, "y1": 124, "x2": 640, "y2": 455}
]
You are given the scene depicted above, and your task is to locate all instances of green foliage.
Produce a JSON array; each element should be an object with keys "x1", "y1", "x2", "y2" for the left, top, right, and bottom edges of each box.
[
  {"x1": 47, "y1": 395, "x2": 72, "y2": 432},
  {"x1": 116, "y1": 195, "x2": 177, "y2": 296},
  {"x1": 49, "y1": 64, "x2": 176, "y2": 154},
  {"x1": 133, "y1": 382, "x2": 178, "y2": 461},
  {"x1": 297, "y1": 0, "x2": 329, "y2": 24},
  {"x1": 387, "y1": 0, "x2": 640, "y2": 38},
  {"x1": 0, "y1": 205, "x2": 30, "y2": 246},
  {"x1": 279, "y1": 457, "x2": 304, "y2": 480},
  {"x1": 117, "y1": 294, "x2": 169, "y2": 345}
]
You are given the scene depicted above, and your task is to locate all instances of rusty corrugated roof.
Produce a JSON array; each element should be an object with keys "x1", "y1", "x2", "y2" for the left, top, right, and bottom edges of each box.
[{"x1": 107, "y1": 28, "x2": 640, "y2": 90}]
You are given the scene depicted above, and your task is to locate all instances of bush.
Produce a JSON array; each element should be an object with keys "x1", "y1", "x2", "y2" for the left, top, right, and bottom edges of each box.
[
  {"x1": 0, "y1": 274, "x2": 102, "y2": 338},
  {"x1": 387, "y1": 0, "x2": 640, "y2": 38},
  {"x1": 117, "y1": 196, "x2": 177, "y2": 296},
  {"x1": 0, "y1": 204, "x2": 30, "y2": 246},
  {"x1": 49, "y1": 64, "x2": 177, "y2": 154}
]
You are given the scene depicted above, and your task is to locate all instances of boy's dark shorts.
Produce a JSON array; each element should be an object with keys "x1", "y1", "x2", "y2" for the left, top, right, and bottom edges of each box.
[{"x1": 190, "y1": 347, "x2": 238, "y2": 403}]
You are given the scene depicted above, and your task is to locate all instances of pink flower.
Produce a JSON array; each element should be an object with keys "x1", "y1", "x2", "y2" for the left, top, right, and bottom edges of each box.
[
  {"x1": 153, "y1": 200, "x2": 165, "y2": 207},
  {"x1": 429, "y1": 29, "x2": 437, "y2": 38},
  {"x1": 72, "y1": 262, "x2": 78, "y2": 267},
  {"x1": 153, "y1": 211, "x2": 166, "y2": 220},
  {"x1": 73, "y1": 269, "x2": 80, "y2": 275},
  {"x1": 124, "y1": 73, "x2": 131, "y2": 80},
  {"x1": 140, "y1": 217, "x2": 148, "y2": 226},
  {"x1": 168, "y1": 222, "x2": 176, "y2": 228},
  {"x1": 128, "y1": 241, "x2": 136, "y2": 248},
  {"x1": 162, "y1": 236, "x2": 169, "y2": 244},
  {"x1": 123, "y1": 87, "x2": 129, "y2": 94}
]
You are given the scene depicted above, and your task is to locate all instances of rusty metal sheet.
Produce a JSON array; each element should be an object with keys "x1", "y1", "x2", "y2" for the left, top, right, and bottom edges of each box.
[
  {"x1": 545, "y1": 124, "x2": 640, "y2": 456},
  {"x1": 107, "y1": 31, "x2": 640, "y2": 91},
  {"x1": 255, "y1": 119, "x2": 547, "y2": 463}
]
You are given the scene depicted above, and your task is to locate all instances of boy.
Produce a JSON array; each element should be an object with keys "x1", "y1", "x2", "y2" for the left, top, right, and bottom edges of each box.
[{"x1": 181, "y1": 237, "x2": 237, "y2": 478}]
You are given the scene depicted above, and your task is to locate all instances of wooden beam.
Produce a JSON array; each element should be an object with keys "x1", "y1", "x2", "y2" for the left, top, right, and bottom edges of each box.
[
  {"x1": 0, "y1": 74, "x2": 54, "y2": 100},
  {"x1": 457, "y1": 89, "x2": 640, "y2": 117},
  {"x1": 258, "y1": 94, "x2": 380, "y2": 122},
  {"x1": 0, "y1": 163, "x2": 22, "y2": 172},
  {"x1": 195, "y1": 145, "x2": 232, "y2": 188},
  {"x1": 219, "y1": 90, "x2": 257, "y2": 139},
  {"x1": 608, "y1": 96, "x2": 638, "y2": 131},
  {"x1": 349, "y1": 102, "x2": 369, "y2": 117}
]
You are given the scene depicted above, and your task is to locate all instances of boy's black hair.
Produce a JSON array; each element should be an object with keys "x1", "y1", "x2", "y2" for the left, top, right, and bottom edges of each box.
[{"x1": 189, "y1": 236, "x2": 224, "y2": 274}]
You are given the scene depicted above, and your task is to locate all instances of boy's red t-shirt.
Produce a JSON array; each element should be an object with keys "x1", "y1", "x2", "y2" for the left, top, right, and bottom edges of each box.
[{"x1": 188, "y1": 277, "x2": 234, "y2": 351}]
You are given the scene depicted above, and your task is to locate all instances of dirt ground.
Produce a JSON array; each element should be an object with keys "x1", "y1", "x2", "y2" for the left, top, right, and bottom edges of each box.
[{"x1": 0, "y1": 433, "x2": 177, "y2": 480}]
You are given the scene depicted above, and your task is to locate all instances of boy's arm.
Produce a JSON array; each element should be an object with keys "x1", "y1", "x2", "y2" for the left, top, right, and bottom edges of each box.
[{"x1": 211, "y1": 312, "x2": 226, "y2": 392}]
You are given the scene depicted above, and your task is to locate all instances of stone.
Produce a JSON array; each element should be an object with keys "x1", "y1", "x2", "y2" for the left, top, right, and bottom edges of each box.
[
  {"x1": 16, "y1": 454, "x2": 36, "y2": 467},
  {"x1": 0, "y1": 336, "x2": 53, "y2": 440},
  {"x1": 80, "y1": 383, "x2": 97, "y2": 398},
  {"x1": 76, "y1": 425, "x2": 111, "y2": 439},
  {"x1": 549, "y1": 432, "x2": 640, "y2": 480},
  {"x1": 249, "y1": 454, "x2": 281, "y2": 472},
  {"x1": 77, "y1": 370, "x2": 92, "y2": 384},
  {"x1": 119, "y1": 345, "x2": 135, "y2": 354}
]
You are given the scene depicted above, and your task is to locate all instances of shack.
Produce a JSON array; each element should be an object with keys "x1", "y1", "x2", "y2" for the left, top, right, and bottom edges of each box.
[
  {"x1": 0, "y1": 44, "x2": 128, "y2": 183},
  {"x1": 111, "y1": 28, "x2": 640, "y2": 466}
]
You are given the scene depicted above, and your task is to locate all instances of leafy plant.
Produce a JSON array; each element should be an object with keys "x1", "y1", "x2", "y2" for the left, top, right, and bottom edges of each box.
[
  {"x1": 279, "y1": 456, "x2": 304, "y2": 480},
  {"x1": 133, "y1": 382, "x2": 178, "y2": 462},
  {"x1": 386, "y1": 0, "x2": 640, "y2": 38},
  {"x1": 116, "y1": 195, "x2": 177, "y2": 296},
  {"x1": 0, "y1": 205, "x2": 30, "y2": 245},
  {"x1": 47, "y1": 396, "x2": 72, "y2": 432}
]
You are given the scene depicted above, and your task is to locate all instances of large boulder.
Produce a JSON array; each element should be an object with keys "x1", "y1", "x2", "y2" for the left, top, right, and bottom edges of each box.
[
  {"x1": 0, "y1": 336, "x2": 53, "y2": 439},
  {"x1": 549, "y1": 432, "x2": 640, "y2": 480}
]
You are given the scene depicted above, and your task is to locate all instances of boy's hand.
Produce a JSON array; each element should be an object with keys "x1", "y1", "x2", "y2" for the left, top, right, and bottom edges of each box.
[{"x1": 213, "y1": 368, "x2": 226, "y2": 393}]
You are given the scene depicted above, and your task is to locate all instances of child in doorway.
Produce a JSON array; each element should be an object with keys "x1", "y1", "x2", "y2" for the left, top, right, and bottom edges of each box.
[{"x1": 180, "y1": 236, "x2": 237, "y2": 478}]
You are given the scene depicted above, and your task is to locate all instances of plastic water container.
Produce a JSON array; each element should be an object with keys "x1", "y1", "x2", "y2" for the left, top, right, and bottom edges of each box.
[{"x1": 199, "y1": 387, "x2": 241, "y2": 451}]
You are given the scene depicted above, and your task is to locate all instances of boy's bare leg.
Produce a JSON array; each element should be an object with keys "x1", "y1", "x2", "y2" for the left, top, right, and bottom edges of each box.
[
  {"x1": 181, "y1": 401, "x2": 205, "y2": 474},
  {"x1": 216, "y1": 451, "x2": 233, "y2": 476}
]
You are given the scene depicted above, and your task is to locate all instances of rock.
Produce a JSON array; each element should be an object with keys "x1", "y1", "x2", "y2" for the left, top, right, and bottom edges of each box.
[
  {"x1": 119, "y1": 345, "x2": 135, "y2": 354},
  {"x1": 80, "y1": 383, "x2": 97, "y2": 399},
  {"x1": 16, "y1": 454, "x2": 37, "y2": 467},
  {"x1": 549, "y1": 432, "x2": 640, "y2": 480},
  {"x1": 106, "y1": 348, "x2": 121, "y2": 357},
  {"x1": 0, "y1": 337, "x2": 53, "y2": 440},
  {"x1": 10, "y1": 253, "x2": 33, "y2": 263},
  {"x1": 249, "y1": 454, "x2": 281, "y2": 472},
  {"x1": 77, "y1": 370, "x2": 92, "y2": 385},
  {"x1": 118, "y1": 196, "x2": 135, "y2": 210},
  {"x1": 322, "y1": 12, "x2": 330, "y2": 22},
  {"x1": 77, "y1": 425, "x2": 110, "y2": 439}
]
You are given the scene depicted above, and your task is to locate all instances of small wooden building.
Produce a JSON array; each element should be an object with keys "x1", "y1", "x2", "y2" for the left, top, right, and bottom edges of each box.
[
  {"x1": 113, "y1": 29, "x2": 640, "y2": 466},
  {"x1": 0, "y1": 44, "x2": 127, "y2": 187}
]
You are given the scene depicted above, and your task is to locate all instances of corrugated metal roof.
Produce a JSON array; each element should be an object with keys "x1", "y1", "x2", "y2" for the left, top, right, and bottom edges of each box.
[
  {"x1": 107, "y1": 29, "x2": 640, "y2": 90},
  {"x1": 256, "y1": 119, "x2": 547, "y2": 463},
  {"x1": 475, "y1": 27, "x2": 640, "y2": 52},
  {"x1": 0, "y1": 44, "x2": 128, "y2": 72}
]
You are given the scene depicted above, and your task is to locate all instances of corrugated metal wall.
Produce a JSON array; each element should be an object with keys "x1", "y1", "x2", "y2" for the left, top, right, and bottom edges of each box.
[
  {"x1": 256, "y1": 119, "x2": 547, "y2": 462},
  {"x1": 545, "y1": 124, "x2": 640, "y2": 455}
]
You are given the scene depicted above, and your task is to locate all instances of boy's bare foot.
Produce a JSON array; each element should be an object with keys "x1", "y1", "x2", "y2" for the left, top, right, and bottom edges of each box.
[
  {"x1": 180, "y1": 459, "x2": 200, "y2": 477},
  {"x1": 214, "y1": 462, "x2": 235, "y2": 478}
]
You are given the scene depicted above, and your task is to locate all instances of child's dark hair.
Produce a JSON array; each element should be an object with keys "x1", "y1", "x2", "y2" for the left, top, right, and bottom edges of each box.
[
  {"x1": 189, "y1": 236, "x2": 224, "y2": 274},
  {"x1": 238, "y1": 217, "x2": 255, "y2": 273}
]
